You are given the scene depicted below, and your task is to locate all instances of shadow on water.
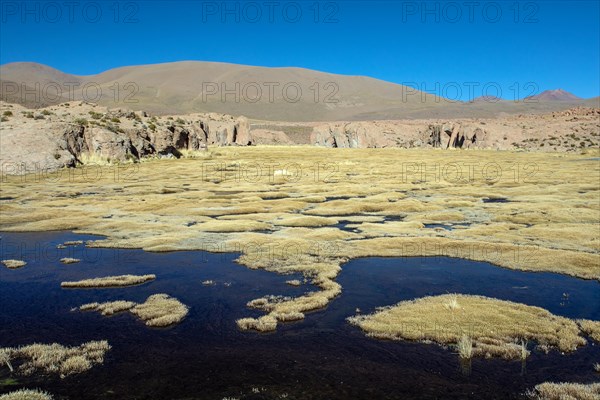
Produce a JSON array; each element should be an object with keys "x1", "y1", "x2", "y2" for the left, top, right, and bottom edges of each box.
[
  {"x1": 482, "y1": 197, "x2": 510, "y2": 203},
  {"x1": 1, "y1": 232, "x2": 599, "y2": 399}
]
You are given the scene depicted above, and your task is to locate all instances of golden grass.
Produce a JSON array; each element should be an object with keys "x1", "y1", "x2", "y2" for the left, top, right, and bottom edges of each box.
[
  {"x1": 286, "y1": 279, "x2": 302, "y2": 286},
  {"x1": 79, "y1": 152, "x2": 114, "y2": 165},
  {"x1": 0, "y1": 341, "x2": 110, "y2": 378},
  {"x1": 122, "y1": 295, "x2": 188, "y2": 326},
  {"x1": 457, "y1": 335, "x2": 473, "y2": 359},
  {"x1": 0, "y1": 348, "x2": 13, "y2": 372},
  {"x1": 61, "y1": 274, "x2": 156, "y2": 288},
  {"x1": 178, "y1": 149, "x2": 213, "y2": 159},
  {"x1": 1, "y1": 147, "x2": 598, "y2": 330},
  {"x1": 0, "y1": 389, "x2": 54, "y2": 400},
  {"x1": 80, "y1": 301, "x2": 137, "y2": 315},
  {"x1": 348, "y1": 294, "x2": 585, "y2": 359},
  {"x1": 577, "y1": 319, "x2": 600, "y2": 342},
  {"x1": 80, "y1": 294, "x2": 188, "y2": 327},
  {"x1": 1, "y1": 259, "x2": 26, "y2": 269},
  {"x1": 272, "y1": 216, "x2": 338, "y2": 227},
  {"x1": 236, "y1": 316, "x2": 278, "y2": 332},
  {"x1": 59, "y1": 257, "x2": 80, "y2": 264},
  {"x1": 195, "y1": 219, "x2": 271, "y2": 232},
  {"x1": 527, "y1": 382, "x2": 600, "y2": 400}
]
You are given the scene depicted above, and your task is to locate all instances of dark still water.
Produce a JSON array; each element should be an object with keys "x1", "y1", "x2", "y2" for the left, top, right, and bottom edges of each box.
[{"x1": 1, "y1": 231, "x2": 599, "y2": 400}]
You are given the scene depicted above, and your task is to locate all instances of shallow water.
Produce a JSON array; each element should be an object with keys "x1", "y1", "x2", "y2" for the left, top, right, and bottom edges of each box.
[
  {"x1": 1, "y1": 231, "x2": 599, "y2": 399},
  {"x1": 482, "y1": 198, "x2": 510, "y2": 203}
]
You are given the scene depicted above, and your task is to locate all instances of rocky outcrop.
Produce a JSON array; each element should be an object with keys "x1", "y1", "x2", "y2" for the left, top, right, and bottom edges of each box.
[
  {"x1": 426, "y1": 124, "x2": 485, "y2": 149},
  {"x1": 201, "y1": 115, "x2": 251, "y2": 146},
  {"x1": 310, "y1": 120, "x2": 490, "y2": 150},
  {"x1": 311, "y1": 122, "x2": 400, "y2": 148},
  {"x1": 0, "y1": 102, "x2": 254, "y2": 174},
  {"x1": 2, "y1": 101, "x2": 598, "y2": 176},
  {"x1": 72, "y1": 115, "x2": 251, "y2": 162},
  {"x1": 83, "y1": 127, "x2": 139, "y2": 162}
]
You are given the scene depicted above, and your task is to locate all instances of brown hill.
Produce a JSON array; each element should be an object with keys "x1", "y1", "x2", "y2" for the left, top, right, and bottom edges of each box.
[{"x1": 0, "y1": 62, "x2": 592, "y2": 121}]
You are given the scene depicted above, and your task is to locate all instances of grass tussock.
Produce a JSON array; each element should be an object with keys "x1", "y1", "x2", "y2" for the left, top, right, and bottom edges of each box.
[
  {"x1": 196, "y1": 219, "x2": 271, "y2": 232},
  {"x1": 80, "y1": 301, "x2": 137, "y2": 315},
  {"x1": 0, "y1": 341, "x2": 110, "y2": 378},
  {"x1": 0, "y1": 389, "x2": 54, "y2": 400},
  {"x1": 2, "y1": 259, "x2": 26, "y2": 269},
  {"x1": 348, "y1": 294, "x2": 585, "y2": 360},
  {"x1": 577, "y1": 319, "x2": 600, "y2": 342},
  {"x1": 273, "y1": 216, "x2": 338, "y2": 227},
  {"x1": 286, "y1": 279, "x2": 302, "y2": 286},
  {"x1": 179, "y1": 149, "x2": 212, "y2": 159},
  {"x1": 457, "y1": 335, "x2": 473, "y2": 359},
  {"x1": 91, "y1": 294, "x2": 187, "y2": 327},
  {"x1": 0, "y1": 348, "x2": 13, "y2": 372},
  {"x1": 61, "y1": 274, "x2": 156, "y2": 288},
  {"x1": 81, "y1": 294, "x2": 189, "y2": 327},
  {"x1": 527, "y1": 382, "x2": 600, "y2": 400},
  {"x1": 79, "y1": 152, "x2": 116, "y2": 165},
  {"x1": 236, "y1": 316, "x2": 278, "y2": 332},
  {"x1": 59, "y1": 257, "x2": 80, "y2": 264}
]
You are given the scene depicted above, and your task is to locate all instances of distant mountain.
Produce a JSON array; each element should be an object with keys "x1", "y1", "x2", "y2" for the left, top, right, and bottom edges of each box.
[
  {"x1": 0, "y1": 62, "x2": 592, "y2": 121},
  {"x1": 525, "y1": 89, "x2": 582, "y2": 102}
]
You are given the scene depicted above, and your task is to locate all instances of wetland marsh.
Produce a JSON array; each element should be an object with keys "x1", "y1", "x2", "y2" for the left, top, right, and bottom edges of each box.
[{"x1": 1, "y1": 147, "x2": 599, "y2": 399}]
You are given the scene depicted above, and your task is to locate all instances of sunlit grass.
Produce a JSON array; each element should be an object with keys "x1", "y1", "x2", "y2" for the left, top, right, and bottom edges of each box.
[
  {"x1": 527, "y1": 382, "x2": 600, "y2": 400},
  {"x1": 348, "y1": 294, "x2": 585, "y2": 360},
  {"x1": 61, "y1": 274, "x2": 156, "y2": 288},
  {"x1": 1, "y1": 260, "x2": 26, "y2": 269},
  {"x1": 80, "y1": 294, "x2": 188, "y2": 327},
  {"x1": 0, "y1": 389, "x2": 54, "y2": 400},
  {"x1": 0, "y1": 341, "x2": 110, "y2": 378},
  {"x1": 1, "y1": 147, "x2": 598, "y2": 330}
]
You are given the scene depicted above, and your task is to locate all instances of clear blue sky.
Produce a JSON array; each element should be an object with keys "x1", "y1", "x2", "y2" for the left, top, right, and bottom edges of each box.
[{"x1": 1, "y1": 0, "x2": 599, "y2": 100}]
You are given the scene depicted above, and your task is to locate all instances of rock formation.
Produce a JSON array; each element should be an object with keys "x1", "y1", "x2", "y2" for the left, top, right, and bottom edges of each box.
[
  {"x1": 1, "y1": 101, "x2": 598, "y2": 176},
  {"x1": 426, "y1": 124, "x2": 485, "y2": 149},
  {"x1": 0, "y1": 102, "x2": 253, "y2": 174}
]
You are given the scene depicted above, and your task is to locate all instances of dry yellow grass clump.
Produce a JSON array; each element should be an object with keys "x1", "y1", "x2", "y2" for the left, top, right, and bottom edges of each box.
[
  {"x1": 273, "y1": 216, "x2": 338, "y2": 227},
  {"x1": 63, "y1": 240, "x2": 83, "y2": 246},
  {"x1": 0, "y1": 341, "x2": 110, "y2": 378},
  {"x1": 59, "y1": 257, "x2": 80, "y2": 264},
  {"x1": 0, "y1": 348, "x2": 13, "y2": 372},
  {"x1": 1, "y1": 259, "x2": 26, "y2": 269},
  {"x1": 286, "y1": 279, "x2": 302, "y2": 286},
  {"x1": 236, "y1": 315, "x2": 278, "y2": 332},
  {"x1": 348, "y1": 294, "x2": 586, "y2": 359},
  {"x1": 61, "y1": 274, "x2": 156, "y2": 288},
  {"x1": 578, "y1": 319, "x2": 600, "y2": 342},
  {"x1": 80, "y1": 294, "x2": 188, "y2": 327},
  {"x1": 130, "y1": 294, "x2": 189, "y2": 327},
  {"x1": 0, "y1": 389, "x2": 54, "y2": 400},
  {"x1": 527, "y1": 382, "x2": 600, "y2": 400},
  {"x1": 80, "y1": 301, "x2": 137, "y2": 315}
]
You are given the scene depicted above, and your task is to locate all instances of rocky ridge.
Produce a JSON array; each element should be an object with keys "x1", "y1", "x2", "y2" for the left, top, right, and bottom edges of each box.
[
  {"x1": 0, "y1": 101, "x2": 250, "y2": 174},
  {"x1": 1, "y1": 101, "x2": 598, "y2": 175}
]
